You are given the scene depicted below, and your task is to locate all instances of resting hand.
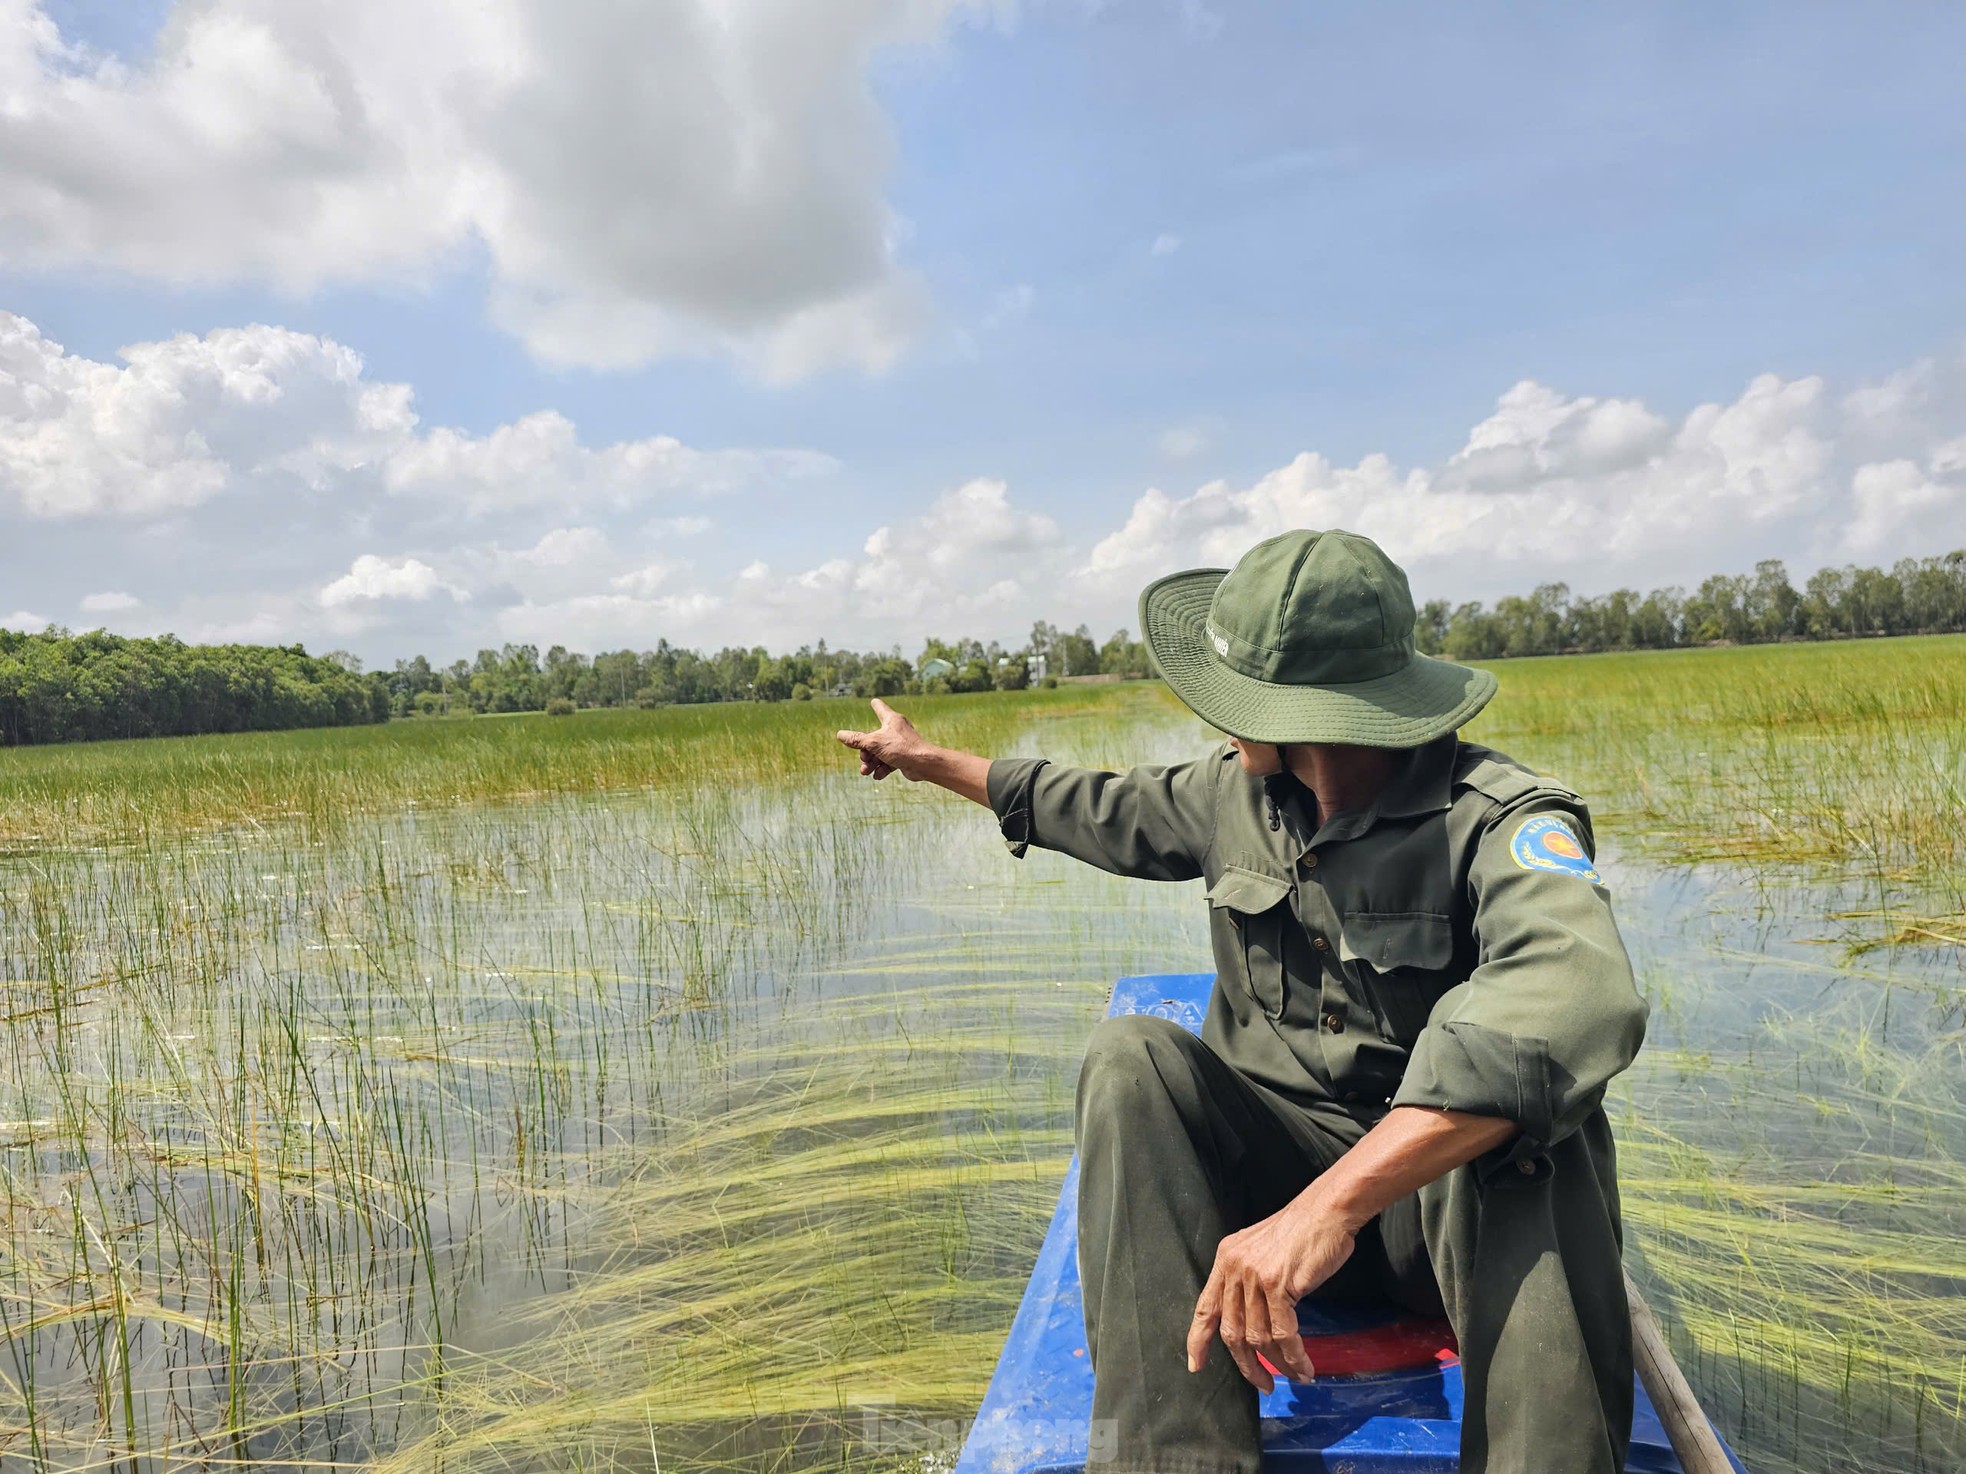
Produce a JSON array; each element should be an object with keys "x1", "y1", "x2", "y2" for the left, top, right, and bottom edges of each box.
[
  {"x1": 1187, "y1": 1200, "x2": 1354, "y2": 1392},
  {"x1": 835, "y1": 699, "x2": 934, "y2": 781}
]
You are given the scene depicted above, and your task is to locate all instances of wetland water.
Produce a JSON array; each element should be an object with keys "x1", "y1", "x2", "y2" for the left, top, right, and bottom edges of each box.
[{"x1": 2, "y1": 695, "x2": 1961, "y2": 1473}]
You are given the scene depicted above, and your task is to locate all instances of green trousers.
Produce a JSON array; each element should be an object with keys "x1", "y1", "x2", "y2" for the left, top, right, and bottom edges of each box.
[{"x1": 1076, "y1": 1014, "x2": 1633, "y2": 1474}]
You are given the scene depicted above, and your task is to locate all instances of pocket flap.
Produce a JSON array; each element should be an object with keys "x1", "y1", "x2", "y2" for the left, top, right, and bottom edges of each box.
[
  {"x1": 1339, "y1": 911, "x2": 1453, "y2": 971},
  {"x1": 1204, "y1": 866, "x2": 1293, "y2": 915}
]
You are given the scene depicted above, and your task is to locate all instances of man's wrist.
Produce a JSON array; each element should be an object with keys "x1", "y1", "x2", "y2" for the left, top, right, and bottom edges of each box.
[
  {"x1": 908, "y1": 742, "x2": 951, "y2": 783},
  {"x1": 1291, "y1": 1175, "x2": 1372, "y2": 1237}
]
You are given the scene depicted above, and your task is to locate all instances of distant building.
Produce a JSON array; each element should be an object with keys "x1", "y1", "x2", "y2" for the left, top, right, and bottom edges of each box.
[{"x1": 920, "y1": 657, "x2": 955, "y2": 681}]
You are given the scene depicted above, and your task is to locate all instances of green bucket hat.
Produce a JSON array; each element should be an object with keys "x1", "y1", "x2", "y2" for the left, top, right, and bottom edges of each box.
[{"x1": 1138, "y1": 529, "x2": 1496, "y2": 748}]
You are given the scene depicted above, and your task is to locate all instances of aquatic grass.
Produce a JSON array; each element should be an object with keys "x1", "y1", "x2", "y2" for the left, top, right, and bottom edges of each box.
[
  {"x1": 4, "y1": 643, "x2": 1966, "y2": 1470},
  {"x1": 0, "y1": 693, "x2": 1203, "y2": 1470},
  {"x1": 372, "y1": 997, "x2": 1093, "y2": 1474},
  {"x1": 0, "y1": 686, "x2": 1183, "y2": 850},
  {"x1": 1467, "y1": 635, "x2": 1966, "y2": 897}
]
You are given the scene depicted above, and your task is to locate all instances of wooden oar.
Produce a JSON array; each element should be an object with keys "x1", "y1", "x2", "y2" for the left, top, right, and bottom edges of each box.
[{"x1": 1624, "y1": 1267, "x2": 1734, "y2": 1473}]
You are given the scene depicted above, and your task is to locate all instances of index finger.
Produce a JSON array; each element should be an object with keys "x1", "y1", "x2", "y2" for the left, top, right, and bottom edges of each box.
[
  {"x1": 870, "y1": 697, "x2": 899, "y2": 722},
  {"x1": 1187, "y1": 1270, "x2": 1223, "y2": 1372}
]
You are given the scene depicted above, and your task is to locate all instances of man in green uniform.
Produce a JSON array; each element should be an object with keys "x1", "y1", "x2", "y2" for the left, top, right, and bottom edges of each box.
[{"x1": 836, "y1": 529, "x2": 1649, "y2": 1474}]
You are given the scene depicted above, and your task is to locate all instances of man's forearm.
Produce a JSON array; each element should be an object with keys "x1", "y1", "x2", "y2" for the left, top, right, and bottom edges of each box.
[
  {"x1": 1300, "y1": 1106, "x2": 1516, "y2": 1233},
  {"x1": 912, "y1": 746, "x2": 993, "y2": 806}
]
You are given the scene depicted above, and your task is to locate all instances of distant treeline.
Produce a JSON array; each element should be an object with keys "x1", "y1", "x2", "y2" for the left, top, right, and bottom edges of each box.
[
  {"x1": 7, "y1": 550, "x2": 1964, "y2": 746},
  {"x1": 372, "y1": 621, "x2": 1154, "y2": 717},
  {"x1": 1416, "y1": 551, "x2": 1966, "y2": 660},
  {"x1": 0, "y1": 630, "x2": 387, "y2": 747}
]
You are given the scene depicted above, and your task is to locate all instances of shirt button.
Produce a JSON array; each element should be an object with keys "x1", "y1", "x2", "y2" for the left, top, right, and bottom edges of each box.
[
  {"x1": 1312, "y1": 936, "x2": 1330, "y2": 953},
  {"x1": 1298, "y1": 853, "x2": 1318, "y2": 872},
  {"x1": 1342, "y1": 1091, "x2": 1359, "y2": 1103},
  {"x1": 1323, "y1": 1012, "x2": 1345, "y2": 1033},
  {"x1": 1516, "y1": 1158, "x2": 1537, "y2": 1176}
]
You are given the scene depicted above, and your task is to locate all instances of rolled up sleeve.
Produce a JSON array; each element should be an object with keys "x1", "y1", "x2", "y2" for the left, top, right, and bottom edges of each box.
[
  {"x1": 984, "y1": 754, "x2": 1217, "y2": 882},
  {"x1": 1392, "y1": 797, "x2": 1647, "y2": 1153}
]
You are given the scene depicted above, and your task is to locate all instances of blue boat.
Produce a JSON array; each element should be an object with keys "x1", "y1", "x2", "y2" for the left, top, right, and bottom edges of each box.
[{"x1": 954, "y1": 972, "x2": 1747, "y2": 1474}]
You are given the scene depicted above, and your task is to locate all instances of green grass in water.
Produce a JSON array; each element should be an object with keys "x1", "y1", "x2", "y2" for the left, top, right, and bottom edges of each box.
[{"x1": 1, "y1": 641, "x2": 1962, "y2": 1472}]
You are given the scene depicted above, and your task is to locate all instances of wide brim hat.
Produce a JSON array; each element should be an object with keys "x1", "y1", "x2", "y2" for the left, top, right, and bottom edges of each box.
[{"x1": 1139, "y1": 529, "x2": 1496, "y2": 748}]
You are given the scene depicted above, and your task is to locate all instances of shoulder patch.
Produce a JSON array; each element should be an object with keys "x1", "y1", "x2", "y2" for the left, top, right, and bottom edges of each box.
[{"x1": 1509, "y1": 815, "x2": 1601, "y2": 883}]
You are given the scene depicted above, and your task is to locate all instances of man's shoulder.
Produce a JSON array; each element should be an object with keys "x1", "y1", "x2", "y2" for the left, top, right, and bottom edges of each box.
[{"x1": 1450, "y1": 740, "x2": 1585, "y2": 815}]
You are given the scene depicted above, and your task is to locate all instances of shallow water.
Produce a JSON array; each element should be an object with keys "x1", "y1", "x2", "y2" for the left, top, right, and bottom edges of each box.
[{"x1": 1, "y1": 700, "x2": 1960, "y2": 1473}]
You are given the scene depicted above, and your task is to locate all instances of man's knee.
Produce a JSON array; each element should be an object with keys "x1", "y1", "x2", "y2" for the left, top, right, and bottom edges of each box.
[{"x1": 1076, "y1": 1014, "x2": 1201, "y2": 1131}]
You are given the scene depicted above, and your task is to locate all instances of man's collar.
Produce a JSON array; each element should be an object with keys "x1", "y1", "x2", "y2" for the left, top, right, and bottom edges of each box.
[
  {"x1": 1376, "y1": 733, "x2": 1459, "y2": 820},
  {"x1": 1275, "y1": 733, "x2": 1458, "y2": 849}
]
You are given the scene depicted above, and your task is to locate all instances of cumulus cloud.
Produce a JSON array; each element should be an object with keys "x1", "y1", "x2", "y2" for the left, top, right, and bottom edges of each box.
[
  {"x1": 383, "y1": 411, "x2": 834, "y2": 511},
  {"x1": 1150, "y1": 233, "x2": 1182, "y2": 257},
  {"x1": 319, "y1": 554, "x2": 466, "y2": 607},
  {"x1": 494, "y1": 590, "x2": 725, "y2": 652},
  {"x1": 79, "y1": 590, "x2": 140, "y2": 613},
  {"x1": 610, "y1": 559, "x2": 690, "y2": 598},
  {"x1": 1844, "y1": 459, "x2": 1961, "y2": 554},
  {"x1": 0, "y1": 311, "x2": 407, "y2": 517},
  {"x1": 1, "y1": 609, "x2": 50, "y2": 632},
  {"x1": 651, "y1": 515, "x2": 714, "y2": 538},
  {"x1": 0, "y1": 312, "x2": 833, "y2": 520},
  {"x1": 6, "y1": 302, "x2": 1963, "y2": 661},
  {"x1": 0, "y1": 0, "x2": 978, "y2": 376},
  {"x1": 1080, "y1": 363, "x2": 1966, "y2": 600},
  {"x1": 767, "y1": 475, "x2": 1059, "y2": 627},
  {"x1": 493, "y1": 476, "x2": 1065, "y2": 649}
]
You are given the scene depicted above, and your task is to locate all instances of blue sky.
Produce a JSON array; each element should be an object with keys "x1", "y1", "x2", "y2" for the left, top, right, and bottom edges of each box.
[{"x1": 3, "y1": 1, "x2": 1964, "y2": 662}]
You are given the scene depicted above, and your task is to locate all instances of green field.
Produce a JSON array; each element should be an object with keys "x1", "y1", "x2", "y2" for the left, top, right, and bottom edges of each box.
[{"x1": 2, "y1": 638, "x2": 1962, "y2": 1472}]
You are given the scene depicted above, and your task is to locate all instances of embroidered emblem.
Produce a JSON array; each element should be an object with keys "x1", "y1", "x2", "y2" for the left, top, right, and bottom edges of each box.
[
  {"x1": 1206, "y1": 623, "x2": 1231, "y2": 658},
  {"x1": 1509, "y1": 815, "x2": 1601, "y2": 882}
]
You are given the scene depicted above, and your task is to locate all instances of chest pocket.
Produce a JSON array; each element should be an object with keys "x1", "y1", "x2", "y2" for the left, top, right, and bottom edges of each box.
[
  {"x1": 1206, "y1": 866, "x2": 1296, "y2": 1020},
  {"x1": 1339, "y1": 911, "x2": 1455, "y2": 1043}
]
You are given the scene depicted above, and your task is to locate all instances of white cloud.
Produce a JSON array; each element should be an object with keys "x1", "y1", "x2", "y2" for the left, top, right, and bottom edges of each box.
[
  {"x1": 1844, "y1": 459, "x2": 1961, "y2": 554},
  {"x1": 494, "y1": 590, "x2": 726, "y2": 651},
  {"x1": 1157, "y1": 425, "x2": 1208, "y2": 459},
  {"x1": 493, "y1": 475, "x2": 1065, "y2": 649},
  {"x1": 1, "y1": 609, "x2": 50, "y2": 632},
  {"x1": 382, "y1": 410, "x2": 834, "y2": 511},
  {"x1": 650, "y1": 515, "x2": 714, "y2": 538},
  {"x1": 512, "y1": 527, "x2": 608, "y2": 568},
  {"x1": 610, "y1": 559, "x2": 689, "y2": 597},
  {"x1": 1150, "y1": 233, "x2": 1182, "y2": 257},
  {"x1": 79, "y1": 590, "x2": 140, "y2": 612},
  {"x1": 726, "y1": 476, "x2": 1062, "y2": 639},
  {"x1": 319, "y1": 554, "x2": 465, "y2": 607},
  {"x1": 1078, "y1": 370, "x2": 1913, "y2": 596},
  {"x1": 0, "y1": 311, "x2": 406, "y2": 517},
  {"x1": 0, "y1": 0, "x2": 980, "y2": 376},
  {"x1": 0, "y1": 311, "x2": 833, "y2": 520},
  {"x1": 7, "y1": 304, "x2": 1963, "y2": 661}
]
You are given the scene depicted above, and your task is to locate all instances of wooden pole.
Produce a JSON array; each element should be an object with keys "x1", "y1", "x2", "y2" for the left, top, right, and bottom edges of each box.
[{"x1": 1624, "y1": 1266, "x2": 1734, "y2": 1474}]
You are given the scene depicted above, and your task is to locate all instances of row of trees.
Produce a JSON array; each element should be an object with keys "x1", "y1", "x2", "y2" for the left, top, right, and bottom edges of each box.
[
  {"x1": 1415, "y1": 552, "x2": 1966, "y2": 660},
  {"x1": 7, "y1": 548, "x2": 1961, "y2": 744},
  {"x1": 369, "y1": 622, "x2": 1155, "y2": 717},
  {"x1": 0, "y1": 630, "x2": 387, "y2": 746}
]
